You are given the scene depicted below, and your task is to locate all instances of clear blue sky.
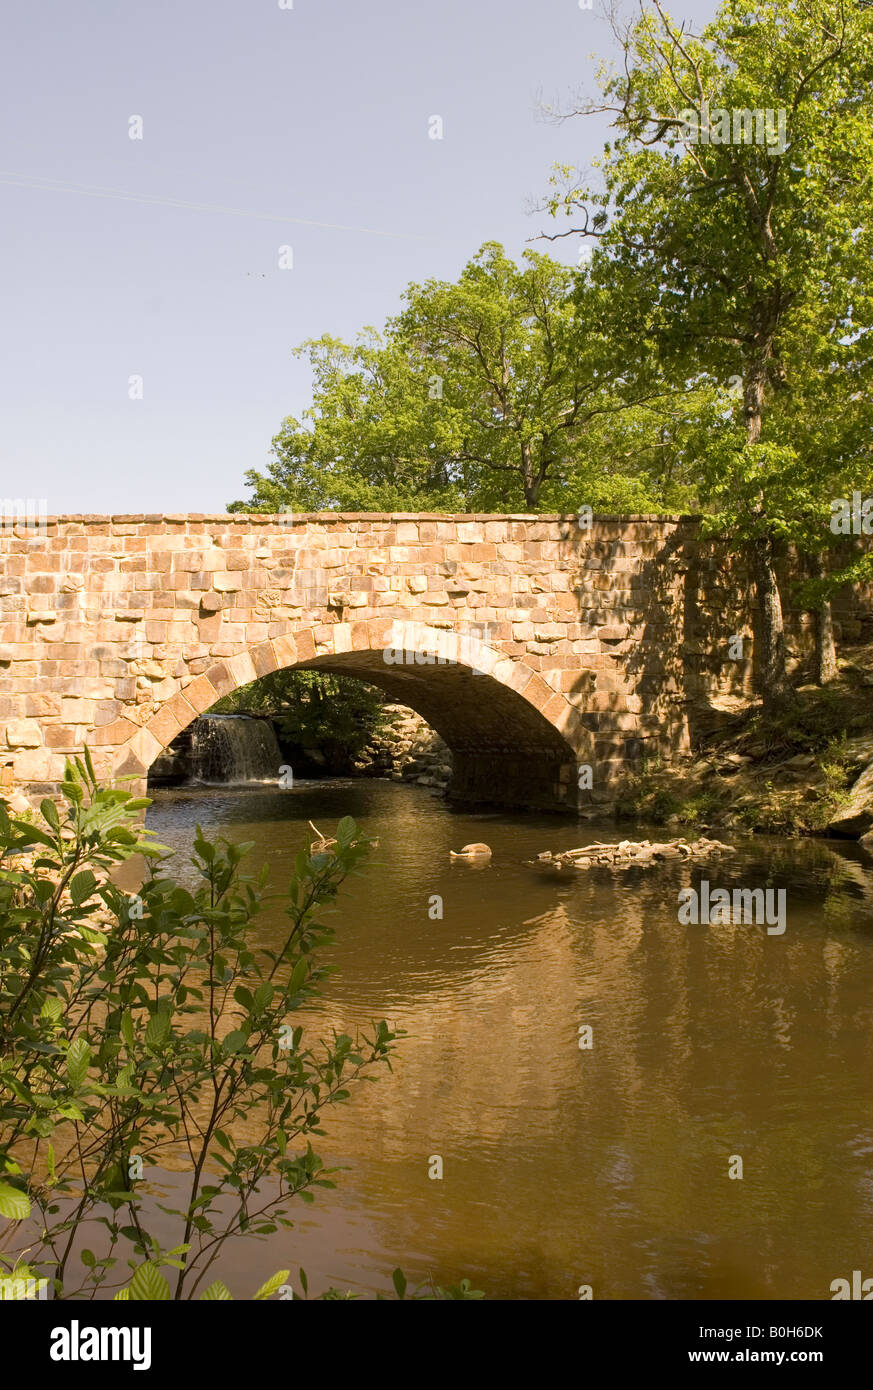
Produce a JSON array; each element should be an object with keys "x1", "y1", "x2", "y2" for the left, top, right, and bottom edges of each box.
[{"x1": 1, "y1": 0, "x2": 714, "y2": 514}]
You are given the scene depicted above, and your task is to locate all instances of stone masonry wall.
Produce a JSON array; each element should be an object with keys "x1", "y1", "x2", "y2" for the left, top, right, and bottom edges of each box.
[{"x1": 1, "y1": 512, "x2": 869, "y2": 811}]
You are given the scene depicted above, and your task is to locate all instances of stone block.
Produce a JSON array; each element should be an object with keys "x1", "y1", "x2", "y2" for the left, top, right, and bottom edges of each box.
[
  {"x1": 6, "y1": 719, "x2": 42, "y2": 748},
  {"x1": 227, "y1": 651, "x2": 258, "y2": 688},
  {"x1": 250, "y1": 641, "x2": 279, "y2": 678},
  {"x1": 24, "y1": 693, "x2": 61, "y2": 718},
  {"x1": 183, "y1": 674, "x2": 219, "y2": 713},
  {"x1": 147, "y1": 702, "x2": 184, "y2": 749},
  {"x1": 272, "y1": 634, "x2": 298, "y2": 668},
  {"x1": 61, "y1": 698, "x2": 96, "y2": 724},
  {"x1": 45, "y1": 725, "x2": 77, "y2": 750},
  {"x1": 11, "y1": 749, "x2": 51, "y2": 780},
  {"x1": 212, "y1": 573, "x2": 241, "y2": 592},
  {"x1": 294, "y1": 630, "x2": 316, "y2": 662}
]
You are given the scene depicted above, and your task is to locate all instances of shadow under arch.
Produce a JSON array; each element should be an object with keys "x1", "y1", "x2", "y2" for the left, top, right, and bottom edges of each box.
[{"x1": 108, "y1": 620, "x2": 586, "y2": 812}]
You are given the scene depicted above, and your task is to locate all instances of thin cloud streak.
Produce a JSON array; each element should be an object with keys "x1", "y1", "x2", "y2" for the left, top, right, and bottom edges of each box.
[{"x1": 0, "y1": 171, "x2": 427, "y2": 241}]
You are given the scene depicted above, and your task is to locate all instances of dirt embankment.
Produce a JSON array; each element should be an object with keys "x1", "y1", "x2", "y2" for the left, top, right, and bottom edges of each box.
[{"x1": 614, "y1": 646, "x2": 873, "y2": 842}]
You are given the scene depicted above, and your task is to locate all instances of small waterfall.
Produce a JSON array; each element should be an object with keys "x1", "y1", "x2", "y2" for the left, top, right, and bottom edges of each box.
[{"x1": 189, "y1": 714, "x2": 283, "y2": 785}]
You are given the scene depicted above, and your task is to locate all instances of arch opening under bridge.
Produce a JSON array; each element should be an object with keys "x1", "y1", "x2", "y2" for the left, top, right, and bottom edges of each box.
[{"x1": 122, "y1": 620, "x2": 584, "y2": 811}]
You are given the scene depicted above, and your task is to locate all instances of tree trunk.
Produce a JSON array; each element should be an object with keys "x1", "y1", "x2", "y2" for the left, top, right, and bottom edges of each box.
[
  {"x1": 744, "y1": 351, "x2": 795, "y2": 710},
  {"x1": 743, "y1": 362, "x2": 766, "y2": 445},
  {"x1": 816, "y1": 600, "x2": 838, "y2": 684},
  {"x1": 750, "y1": 537, "x2": 796, "y2": 711},
  {"x1": 521, "y1": 441, "x2": 539, "y2": 509},
  {"x1": 809, "y1": 553, "x2": 838, "y2": 684}
]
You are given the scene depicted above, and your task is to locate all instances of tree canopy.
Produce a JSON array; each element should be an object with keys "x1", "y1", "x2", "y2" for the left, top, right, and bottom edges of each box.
[{"x1": 229, "y1": 242, "x2": 701, "y2": 516}]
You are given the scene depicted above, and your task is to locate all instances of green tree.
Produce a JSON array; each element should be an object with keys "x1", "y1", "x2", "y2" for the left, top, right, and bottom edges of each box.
[
  {"x1": 394, "y1": 241, "x2": 676, "y2": 509},
  {"x1": 230, "y1": 242, "x2": 690, "y2": 515},
  {"x1": 546, "y1": 0, "x2": 873, "y2": 708},
  {"x1": 767, "y1": 346, "x2": 873, "y2": 682}
]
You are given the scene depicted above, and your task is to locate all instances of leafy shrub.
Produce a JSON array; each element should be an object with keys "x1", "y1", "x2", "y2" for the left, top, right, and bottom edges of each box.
[{"x1": 0, "y1": 754, "x2": 480, "y2": 1299}]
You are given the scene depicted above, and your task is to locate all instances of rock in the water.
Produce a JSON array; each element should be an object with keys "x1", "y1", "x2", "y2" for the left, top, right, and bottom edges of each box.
[
  {"x1": 528, "y1": 835, "x2": 734, "y2": 874},
  {"x1": 449, "y1": 842, "x2": 492, "y2": 860}
]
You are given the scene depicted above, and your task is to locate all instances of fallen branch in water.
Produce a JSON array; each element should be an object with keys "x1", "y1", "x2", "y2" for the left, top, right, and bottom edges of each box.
[
  {"x1": 528, "y1": 836, "x2": 736, "y2": 873},
  {"x1": 308, "y1": 820, "x2": 338, "y2": 853}
]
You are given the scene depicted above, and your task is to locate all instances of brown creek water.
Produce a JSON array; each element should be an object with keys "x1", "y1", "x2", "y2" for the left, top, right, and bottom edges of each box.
[{"x1": 123, "y1": 778, "x2": 873, "y2": 1300}]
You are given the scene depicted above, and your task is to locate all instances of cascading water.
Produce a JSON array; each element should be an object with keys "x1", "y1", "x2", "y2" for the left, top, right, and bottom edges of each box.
[{"x1": 188, "y1": 714, "x2": 283, "y2": 785}]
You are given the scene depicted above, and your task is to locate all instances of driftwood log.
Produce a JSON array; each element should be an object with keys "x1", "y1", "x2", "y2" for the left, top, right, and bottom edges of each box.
[{"x1": 528, "y1": 836, "x2": 736, "y2": 874}]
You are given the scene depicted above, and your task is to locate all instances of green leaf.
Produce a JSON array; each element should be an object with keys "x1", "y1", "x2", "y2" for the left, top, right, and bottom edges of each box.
[
  {"x1": 0, "y1": 1184, "x2": 30, "y2": 1220},
  {"x1": 252, "y1": 982, "x2": 274, "y2": 1013},
  {"x1": 83, "y1": 746, "x2": 97, "y2": 784},
  {"x1": 66, "y1": 1037, "x2": 91, "y2": 1090},
  {"x1": 40, "y1": 997, "x2": 63, "y2": 1024},
  {"x1": 392, "y1": 1267, "x2": 407, "y2": 1299},
  {"x1": 70, "y1": 870, "x2": 97, "y2": 906},
  {"x1": 15, "y1": 825, "x2": 58, "y2": 850},
  {"x1": 120, "y1": 1012, "x2": 134, "y2": 1049},
  {"x1": 145, "y1": 1010, "x2": 171, "y2": 1051},
  {"x1": 289, "y1": 958, "x2": 308, "y2": 994},
  {"x1": 253, "y1": 1269, "x2": 291, "y2": 1301},
  {"x1": 81, "y1": 1249, "x2": 96, "y2": 1269},
  {"x1": 200, "y1": 1281, "x2": 234, "y2": 1300},
  {"x1": 127, "y1": 1263, "x2": 171, "y2": 1301}
]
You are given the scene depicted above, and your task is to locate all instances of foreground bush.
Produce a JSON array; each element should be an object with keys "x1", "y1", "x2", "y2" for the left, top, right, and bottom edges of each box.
[{"x1": 0, "y1": 753, "x2": 481, "y2": 1300}]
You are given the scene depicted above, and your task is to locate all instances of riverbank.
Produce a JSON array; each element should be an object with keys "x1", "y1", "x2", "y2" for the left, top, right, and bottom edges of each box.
[
  {"x1": 613, "y1": 647, "x2": 873, "y2": 842},
  {"x1": 350, "y1": 704, "x2": 451, "y2": 791}
]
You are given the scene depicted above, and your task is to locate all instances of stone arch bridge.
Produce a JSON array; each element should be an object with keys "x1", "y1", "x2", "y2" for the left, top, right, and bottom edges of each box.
[{"x1": 0, "y1": 511, "x2": 774, "y2": 811}]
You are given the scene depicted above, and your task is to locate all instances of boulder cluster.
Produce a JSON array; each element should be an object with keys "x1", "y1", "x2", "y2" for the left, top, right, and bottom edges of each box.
[{"x1": 353, "y1": 704, "x2": 453, "y2": 791}]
